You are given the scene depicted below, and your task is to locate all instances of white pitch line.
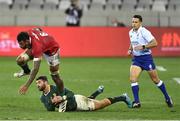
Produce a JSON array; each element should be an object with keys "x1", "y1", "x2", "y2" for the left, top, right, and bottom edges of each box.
[
  {"x1": 173, "y1": 77, "x2": 180, "y2": 84},
  {"x1": 156, "y1": 65, "x2": 167, "y2": 72}
]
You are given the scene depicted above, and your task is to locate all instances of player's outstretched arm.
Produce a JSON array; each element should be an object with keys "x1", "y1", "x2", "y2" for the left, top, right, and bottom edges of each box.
[{"x1": 19, "y1": 58, "x2": 41, "y2": 95}]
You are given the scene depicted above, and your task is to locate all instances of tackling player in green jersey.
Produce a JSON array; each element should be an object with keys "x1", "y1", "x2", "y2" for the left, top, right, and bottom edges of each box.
[{"x1": 36, "y1": 76, "x2": 132, "y2": 112}]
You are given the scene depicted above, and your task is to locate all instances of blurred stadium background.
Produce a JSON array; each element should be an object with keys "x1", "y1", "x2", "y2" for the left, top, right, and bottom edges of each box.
[
  {"x1": 0, "y1": 0, "x2": 180, "y2": 26},
  {"x1": 0, "y1": 0, "x2": 180, "y2": 120}
]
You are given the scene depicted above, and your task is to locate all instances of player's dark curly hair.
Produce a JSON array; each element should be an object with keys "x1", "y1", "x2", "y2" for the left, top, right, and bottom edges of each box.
[
  {"x1": 36, "y1": 76, "x2": 48, "y2": 82},
  {"x1": 17, "y1": 32, "x2": 29, "y2": 42},
  {"x1": 133, "y1": 15, "x2": 143, "y2": 22}
]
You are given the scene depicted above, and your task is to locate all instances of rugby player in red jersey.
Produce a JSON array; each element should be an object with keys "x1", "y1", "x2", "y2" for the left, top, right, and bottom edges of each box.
[{"x1": 14, "y1": 28, "x2": 64, "y2": 95}]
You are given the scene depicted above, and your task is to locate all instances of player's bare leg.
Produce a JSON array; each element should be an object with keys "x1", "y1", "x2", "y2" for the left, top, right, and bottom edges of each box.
[
  {"x1": 148, "y1": 69, "x2": 173, "y2": 107},
  {"x1": 93, "y1": 93, "x2": 132, "y2": 110},
  {"x1": 14, "y1": 50, "x2": 31, "y2": 78},
  {"x1": 130, "y1": 65, "x2": 142, "y2": 108},
  {"x1": 50, "y1": 64, "x2": 64, "y2": 93},
  {"x1": 93, "y1": 99, "x2": 111, "y2": 110}
]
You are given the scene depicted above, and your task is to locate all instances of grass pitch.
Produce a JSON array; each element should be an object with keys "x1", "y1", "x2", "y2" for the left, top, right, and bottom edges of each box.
[{"x1": 0, "y1": 57, "x2": 179, "y2": 120}]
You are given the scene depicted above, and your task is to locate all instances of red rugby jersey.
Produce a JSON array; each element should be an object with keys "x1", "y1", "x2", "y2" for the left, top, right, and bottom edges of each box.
[{"x1": 27, "y1": 29, "x2": 59, "y2": 58}]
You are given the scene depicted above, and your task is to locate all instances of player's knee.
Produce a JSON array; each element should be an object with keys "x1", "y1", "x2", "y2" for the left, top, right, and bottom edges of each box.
[
  {"x1": 16, "y1": 54, "x2": 30, "y2": 65},
  {"x1": 103, "y1": 99, "x2": 111, "y2": 105},
  {"x1": 50, "y1": 65, "x2": 59, "y2": 72},
  {"x1": 50, "y1": 71, "x2": 61, "y2": 82},
  {"x1": 150, "y1": 75, "x2": 159, "y2": 83},
  {"x1": 16, "y1": 57, "x2": 25, "y2": 65},
  {"x1": 50, "y1": 70, "x2": 59, "y2": 76},
  {"x1": 97, "y1": 99, "x2": 111, "y2": 109}
]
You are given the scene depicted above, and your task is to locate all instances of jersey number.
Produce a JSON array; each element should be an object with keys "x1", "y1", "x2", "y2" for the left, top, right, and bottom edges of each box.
[
  {"x1": 32, "y1": 32, "x2": 48, "y2": 40},
  {"x1": 40, "y1": 32, "x2": 48, "y2": 36}
]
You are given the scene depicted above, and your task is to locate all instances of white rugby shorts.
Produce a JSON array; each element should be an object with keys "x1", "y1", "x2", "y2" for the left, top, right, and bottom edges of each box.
[
  {"x1": 75, "y1": 95, "x2": 95, "y2": 111},
  {"x1": 43, "y1": 50, "x2": 60, "y2": 66}
]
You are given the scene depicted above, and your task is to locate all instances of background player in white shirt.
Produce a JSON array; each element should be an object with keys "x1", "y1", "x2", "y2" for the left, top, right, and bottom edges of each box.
[{"x1": 128, "y1": 15, "x2": 173, "y2": 108}]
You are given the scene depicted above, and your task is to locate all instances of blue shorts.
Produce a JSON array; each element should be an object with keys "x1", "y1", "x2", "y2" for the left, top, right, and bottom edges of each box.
[{"x1": 132, "y1": 54, "x2": 156, "y2": 71}]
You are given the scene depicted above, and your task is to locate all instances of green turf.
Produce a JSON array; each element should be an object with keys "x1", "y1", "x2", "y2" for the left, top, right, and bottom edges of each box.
[{"x1": 0, "y1": 57, "x2": 179, "y2": 120}]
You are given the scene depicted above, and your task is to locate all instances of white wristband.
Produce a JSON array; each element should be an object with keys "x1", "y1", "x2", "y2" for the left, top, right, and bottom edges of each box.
[{"x1": 62, "y1": 96, "x2": 67, "y2": 101}]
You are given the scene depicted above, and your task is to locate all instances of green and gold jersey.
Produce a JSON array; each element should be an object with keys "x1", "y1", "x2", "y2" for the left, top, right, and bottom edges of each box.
[{"x1": 40, "y1": 85, "x2": 77, "y2": 111}]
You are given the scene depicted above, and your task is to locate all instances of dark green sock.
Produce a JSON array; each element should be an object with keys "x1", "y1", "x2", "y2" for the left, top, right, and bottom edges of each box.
[
  {"x1": 21, "y1": 64, "x2": 31, "y2": 74},
  {"x1": 88, "y1": 90, "x2": 101, "y2": 99},
  {"x1": 108, "y1": 95, "x2": 126, "y2": 104}
]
